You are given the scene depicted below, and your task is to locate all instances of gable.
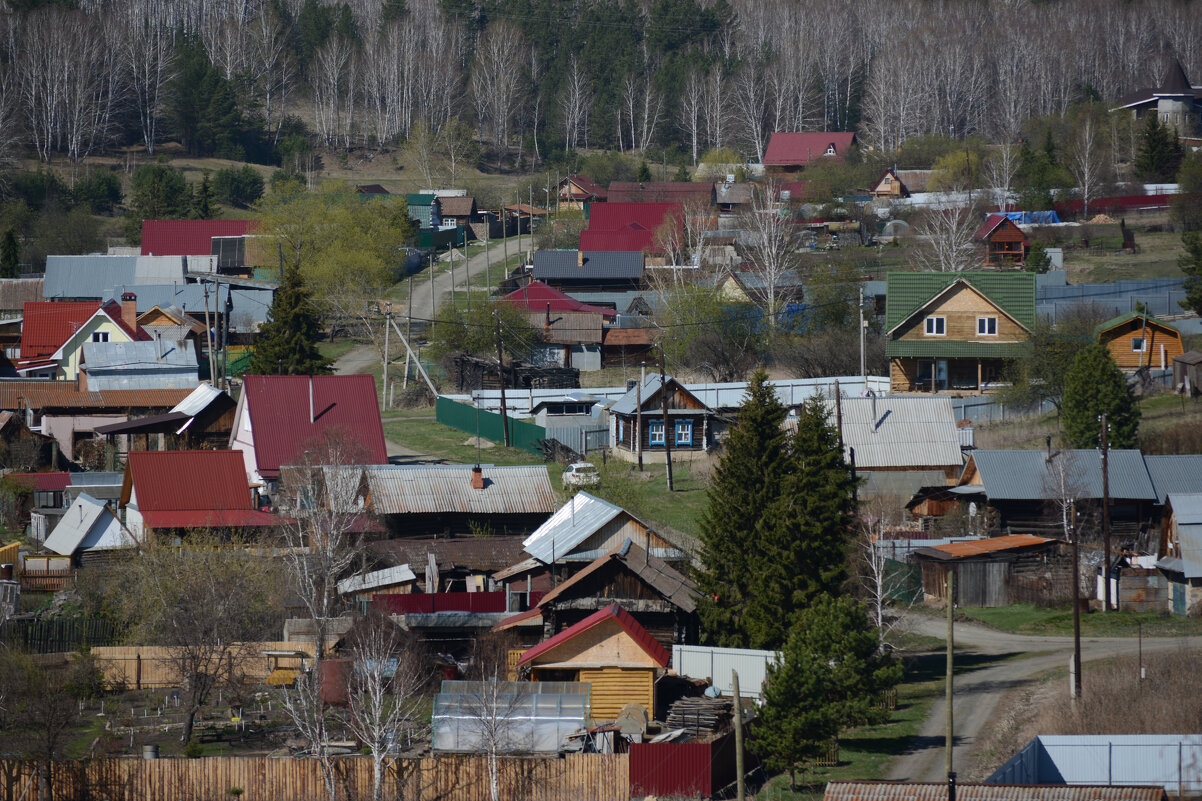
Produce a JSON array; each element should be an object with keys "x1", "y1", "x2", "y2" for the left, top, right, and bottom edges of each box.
[
  {"x1": 52, "y1": 310, "x2": 138, "y2": 360},
  {"x1": 885, "y1": 272, "x2": 1036, "y2": 332},
  {"x1": 892, "y1": 281, "x2": 1030, "y2": 341},
  {"x1": 523, "y1": 616, "x2": 665, "y2": 668}
]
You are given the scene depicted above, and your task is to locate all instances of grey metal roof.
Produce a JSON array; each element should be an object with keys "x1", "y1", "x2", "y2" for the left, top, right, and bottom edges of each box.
[
  {"x1": 171, "y1": 382, "x2": 226, "y2": 416},
  {"x1": 81, "y1": 340, "x2": 199, "y2": 390},
  {"x1": 609, "y1": 375, "x2": 712, "y2": 416},
  {"x1": 1143, "y1": 456, "x2": 1202, "y2": 503},
  {"x1": 103, "y1": 284, "x2": 274, "y2": 326},
  {"x1": 522, "y1": 492, "x2": 627, "y2": 564},
  {"x1": 44, "y1": 255, "x2": 136, "y2": 298},
  {"x1": 532, "y1": 250, "x2": 644, "y2": 280},
  {"x1": 336, "y1": 564, "x2": 417, "y2": 595},
  {"x1": 44, "y1": 493, "x2": 131, "y2": 555},
  {"x1": 563, "y1": 290, "x2": 662, "y2": 315},
  {"x1": 964, "y1": 449, "x2": 1157, "y2": 501},
  {"x1": 860, "y1": 470, "x2": 952, "y2": 500},
  {"x1": 840, "y1": 396, "x2": 963, "y2": 470},
  {"x1": 361, "y1": 464, "x2": 556, "y2": 516}
]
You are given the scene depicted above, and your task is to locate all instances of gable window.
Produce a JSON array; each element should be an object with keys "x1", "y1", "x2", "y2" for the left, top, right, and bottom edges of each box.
[
  {"x1": 924, "y1": 316, "x2": 946, "y2": 336},
  {"x1": 824, "y1": 144, "x2": 837, "y2": 156},
  {"x1": 648, "y1": 419, "x2": 666, "y2": 446},
  {"x1": 91, "y1": 331, "x2": 109, "y2": 343},
  {"x1": 1132, "y1": 337, "x2": 1147, "y2": 353},
  {"x1": 675, "y1": 420, "x2": 693, "y2": 446},
  {"x1": 977, "y1": 317, "x2": 998, "y2": 336}
]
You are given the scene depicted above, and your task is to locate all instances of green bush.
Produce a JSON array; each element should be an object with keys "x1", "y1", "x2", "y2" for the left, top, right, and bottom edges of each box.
[
  {"x1": 73, "y1": 171, "x2": 123, "y2": 214},
  {"x1": 213, "y1": 166, "x2": 265, "y2": 208}
]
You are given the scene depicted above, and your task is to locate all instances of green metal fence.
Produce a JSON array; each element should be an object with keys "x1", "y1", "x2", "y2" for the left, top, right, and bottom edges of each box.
[{"x1": 436, "y1": 397, "x2": 547, "y2": 455}]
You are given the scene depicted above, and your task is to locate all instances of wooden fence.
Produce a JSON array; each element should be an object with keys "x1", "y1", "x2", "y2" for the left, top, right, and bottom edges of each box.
[
  {"x1": 0, "y1": 753, "x2": 630, "y2": 801},
  {"x1": 88, "y1": 642, "x2": 319, "y2": 690}
]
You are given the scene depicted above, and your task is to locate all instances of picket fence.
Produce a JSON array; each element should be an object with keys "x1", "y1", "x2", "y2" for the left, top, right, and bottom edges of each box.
[{"x1": 0, "y1": 753, "x2": 630, "y2": 801}]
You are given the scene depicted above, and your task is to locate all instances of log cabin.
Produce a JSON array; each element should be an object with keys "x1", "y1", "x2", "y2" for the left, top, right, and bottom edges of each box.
[{"x1": 1096, "y1": 312, "x2": 1184, "y2": 372}]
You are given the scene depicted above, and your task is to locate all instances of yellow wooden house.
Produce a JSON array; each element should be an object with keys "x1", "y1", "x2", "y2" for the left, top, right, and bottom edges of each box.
[
  {"x1": 1097, "y1": 312, "x2": 1184, "y2": 371},
  {"x1": 50, "y1": 295, "x2": 148, "y2": 381},
  {"x1": 515, "y1": 603, "x2": 669, "y2": 723}
]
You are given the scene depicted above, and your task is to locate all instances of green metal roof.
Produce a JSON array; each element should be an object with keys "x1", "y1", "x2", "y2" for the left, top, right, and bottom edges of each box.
[
  {"x1": 885, "y1": 272, "x2": 1036, "y2": 332},
  {"x1": 1095, "y1": 311, "x2": 1180, "y2": 336},
  {"x1": 886, "y1": 340, "x2": 1027, "y2": 359},
  {"x1": 404, "y1": 193, "x2": 437, "y2": 207}
]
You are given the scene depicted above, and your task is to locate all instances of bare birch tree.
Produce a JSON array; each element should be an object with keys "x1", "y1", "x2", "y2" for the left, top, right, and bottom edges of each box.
[
  {"x1": 471, "y1": 21, "x2": 525, "y2": 163},
  {"x1": 731, "y1": 60, "x2": 769, "y2": 163},
  {"x1": 1068, "y1": 115, "x2": 1102, "y2": 219},
  {"x1": 913, "y1": 195, "x2": 983, "y2": 273},
  {"x1": 986, "y1": 143, "x2": 1019, "y2": 212},
  {"x1": 559, "y1": 55, "x2": 590, "y2": 152},
  {"x1": 737, "y1": 181, "x2": 800, "y2": 330},
  {"x1": 678, "y1": 68, "x2": 705, "y2": 166},
  {"x1": 119, "y1": 0, "x2": 173, "y2": 154}
]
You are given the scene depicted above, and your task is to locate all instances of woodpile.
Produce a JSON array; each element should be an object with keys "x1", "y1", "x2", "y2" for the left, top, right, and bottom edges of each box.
[{"x1": 665, "y1": 696, "x2": 731, "y2": 736}]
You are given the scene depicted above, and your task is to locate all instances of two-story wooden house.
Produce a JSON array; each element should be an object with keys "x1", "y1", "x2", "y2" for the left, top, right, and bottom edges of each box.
[{"x1": 885, "y1": 272, "x2": 1035, "y2": 394}]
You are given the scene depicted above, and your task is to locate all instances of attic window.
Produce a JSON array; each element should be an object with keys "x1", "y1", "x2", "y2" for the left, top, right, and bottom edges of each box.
[
  {"x1": 92, "y1": 331, "x2": 109, "y2": 343},
  {"x1": 924, "y1": 316, "x2": 946, "y2": 336},
  {"x1": 1132, "y1": 337, "x2": 1147, "y2": 353},
  {"x1": 824, "y1": 144, "x2": 837, "y2": 156},
  {"x1": 977, "y1": 317, "x2": 997, "y2": 336}
]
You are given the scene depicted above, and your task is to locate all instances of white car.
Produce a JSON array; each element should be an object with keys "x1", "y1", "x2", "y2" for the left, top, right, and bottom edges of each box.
[{"x1": 562, "y1": 462, "x2": 600, "y2": 488}]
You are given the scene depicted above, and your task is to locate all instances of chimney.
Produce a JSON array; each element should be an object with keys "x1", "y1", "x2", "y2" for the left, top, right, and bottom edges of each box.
[
  {"x1": 121, "y1": 292, "x2": 138, "y2": 332},
  {"x1": 308, "y1": 376, "x2": 315, "y2": 424},
  {"x1": 577, "y1": 250, "x2": 584, "y2": 268},
  {"x1": 471, "y1": 465, "x2": 484, "y2": 490},
  {"x1": 154, "y1": 330, "x2": 162, "y2": 361}
]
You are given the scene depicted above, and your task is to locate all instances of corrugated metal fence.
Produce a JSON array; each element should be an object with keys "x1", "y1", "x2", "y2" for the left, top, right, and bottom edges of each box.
[
  {"x1": 0, "y1": 617, "x2": 118, "y2": 653},
  {"x1": 630, "y1": 730, "x2": 741, "y2": 799},
  {"x1": 0, "y1": 754, "x2": 629, "y2": 801},
  {"x1": 436, "y1": 397, "x2": 547, "y2": 455}
]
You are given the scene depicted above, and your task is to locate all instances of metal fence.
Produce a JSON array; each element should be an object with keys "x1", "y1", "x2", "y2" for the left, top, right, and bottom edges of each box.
[
  {"x1": 0, "y1": 617, "x2": 118, "y2": 653},
  {"x1": 435, "y1": 396, "x2": 547, "y2": 455},
  {"x1": 989, "y1": 736, "x2": 1202, "y2": 792}
]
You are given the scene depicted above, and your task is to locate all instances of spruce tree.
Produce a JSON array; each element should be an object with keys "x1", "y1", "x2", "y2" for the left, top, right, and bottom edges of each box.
[
  {"x1": 743, "y1": 396, "x2": 856, "y2": 650},
  {"x1": 0, "y1": 229, "x2": 19, "y2": 278},
  {"x1": 752, "y1": 594, "x2": 901, "y2": 791},
  {"x1": 249, "y1": 265, "x2": 332, "y2": 376},
  {"x1": 192, "y1": 171, "x2": 215, "y2": 219},
  {"x1": 1180, "y1": 231, "x2": 1202, "y2": 317},
  {"x1": 694, "y1": 370, "x2": 787, "y2": 648},
  {"x1": 1062, "y1": 343, "x2": 1139, "y2": 448},
  {"x1": 1135, "y1": 113, "x2": 1184, "y2": 183}
]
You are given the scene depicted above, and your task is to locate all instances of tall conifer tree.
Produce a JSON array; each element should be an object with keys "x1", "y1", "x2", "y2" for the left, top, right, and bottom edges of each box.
[
  {"x1": 695, "y1": 370, "x2": 787, "y2": 647},
  {"x1": 249, "y1": 265, "x2": 332, "y2": 375},
  {"x1": 0, "y1": 230, "x2": 19, "y2": 278},
  {"x1": 743, "y1": 396, "x2": 856, "y2": 650}
]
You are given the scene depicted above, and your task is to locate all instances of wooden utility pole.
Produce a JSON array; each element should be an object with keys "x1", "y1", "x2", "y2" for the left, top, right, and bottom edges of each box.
[
  {"x1": 733, "y1": 670, "x2": 745, "y2": 801},
  {"x1": 449, "y1": 244, "x2": 457, "y2": 314},
  {"x1": 658, "y1": 343, "x2": 674, "y2": 491},
  {"x1": 945, "y1": 567, "x2": 954, "y2": 778},
  {"x1": 202, "y1": 282, "x2": 217, "y2": 385},
  {"x1": 494, "y1": 309, "x2": 511, "y2": 447},
  {"x1": 1071, "y1": 501, "x2": 1083, "y2": 699},
  {"x1": 404, "y1": 275, "x2": 413, "y2": 389},
  {"x1": 381, "y1": 302, "x2": 392, "y2": 408},
  {"x1": 1101, "y1": 413, "x2": 1112, "y2": 612},
  {"x1": 636, "y1": 364, "x2": 645, "y2": 470}
]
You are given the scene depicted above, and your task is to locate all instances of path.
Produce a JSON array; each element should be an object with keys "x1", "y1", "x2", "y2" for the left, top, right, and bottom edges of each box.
[
  {"x1": 403, "y1": 234, "x2": 532, "y2": 322},
  {"x1": 887, "y1": 613, "x2": 1202, "y2": 782}
]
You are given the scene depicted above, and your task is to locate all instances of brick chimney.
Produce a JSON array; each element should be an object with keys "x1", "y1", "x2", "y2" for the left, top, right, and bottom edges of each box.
[
  {"x1": 577, "y1": 250, "x2": 584, "y2": 268},
  {"x1": 470, "y1": 466, "x2": 485, "y2": 490},
  {"x1": 120, "y1": 292, "x2": 138, "y2": 332}
]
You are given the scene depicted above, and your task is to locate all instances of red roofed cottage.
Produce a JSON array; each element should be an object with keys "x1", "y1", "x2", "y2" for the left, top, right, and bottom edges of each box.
[
  {"x1": 764, "y1": 131, "x2": 857, "y2": 170},
  {"x1": 230, "y1": 374, "x2": 388, "y2": 489},
  {"x1": 141, "y1": 220, "x2": 252, "y2": 256}
]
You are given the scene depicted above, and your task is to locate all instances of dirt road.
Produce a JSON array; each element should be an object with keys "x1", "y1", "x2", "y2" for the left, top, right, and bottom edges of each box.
[
  {"x1": 887, "y1": 613, "x2": 1202, "y2": 782},
  {"x1": 403, "y1": 234, "x2": 532, "y2": 322}
]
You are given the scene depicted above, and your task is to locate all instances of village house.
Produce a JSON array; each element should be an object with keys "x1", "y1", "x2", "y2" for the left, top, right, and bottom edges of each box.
[
  {"x1": 974, "y1": 213, "x2": 1030, "y2": 267},
  {"x1": 16, "y1": 296, "x2": 149, "y2": 379},
  {"x1": 608, "y1": 375, "x2": 716, "y2": 461},
  {"x1": 229, "y1": 374, "x2": 388, "y2": 495},
  {"x1": 140, "y1": 219, "x2": 252, "y2": 257},
  {"x1": 557, "y1": 174, "x2": 608, "y2": 209},
  {"x1": 0, "y1": 278, "x2": 43, "y2": 320},
  {"x1": 1156, "y1": 493, "x2": 1202, "y2": 615},
  {"x1": 579, "y1": 202, "x2": 681, "y2": 256},
  {"x1": 43, "y1": 493, "x2": 134, "y2": 565},
  {"x1": 1112, "y1": 58, "x2": 1202, "y2": 136},
  {"x1": 869, "y1": 168, "x2": 911, "y2": 199},
  {"x1": 78, "y1": 338, "x2": 199, "y2": 391},
  {"x1": 514, "y1": 602, "x2": 670, "y2": 723},
  {"x1": 531, "y1": 250, "x2": 645, "y2": 293},
  {"x1": 437, "y1": 196, "x2": 479, "y2": 235},
  {"x1": 121, "y1": 449, "x2": 278, "y2": 541},
  {"x1": 885, "y1": 272, "x2": 1035, "y2": 394},
  {"x1": 1097, "y1": 312, "x2": 1184, "y2": 372},
  {"x1": 42, "y1": 255, "x2": 190, "y2": 301},
  {"x1": 92, "y1": 382, "x2": 237, "y2": 455},
  {"x1": 404, "y1": 193, "x2": 442, "y2": 229},
  {"x1": 763, "y1": 131, "x2": 857, "y2": 172},
  {"x1": 499, "y1": 281, "x2": 615, "y2": 371},
  {"x1": 910, "y1": 534, "x2": 1066, "y2": 607},
  {"x1": 136, "y1": 305, "x2": 206, "y2": 343}
]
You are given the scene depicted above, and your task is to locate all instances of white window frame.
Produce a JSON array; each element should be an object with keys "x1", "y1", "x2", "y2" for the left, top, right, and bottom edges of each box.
[
  {"x1": 924, "y1": 316, "x2": 946, "y2": 336},
  {"x1": 91, "y1": 331, "x2": 109, "y2": 343},
  {"x1": 648, "y1": 419, "x2": 666, "y2": 446},
  {"x1": 1132, "y1": 337, "x2": 1147, "y2": 353},
  {"x1": 977, "y1": 316, "x2": 998, "y2": 336},
  {"x1": 675, "y1": 420, "x2": 693, "y2": 446}
]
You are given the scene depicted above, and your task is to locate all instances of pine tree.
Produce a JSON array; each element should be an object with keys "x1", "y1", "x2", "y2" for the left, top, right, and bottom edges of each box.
[
  {"x1": 192, "y1": 172, "x2": 215, "y2": 220},
  {"x1": 1180, "y1": 231, "x2": 1202, "y2": 317},
  {"x1": 0, "y1": 229, "x2": 19, "y2": 278},
  {"x1": 743, "y1": 397, "x2": 856, "y2": 650},
  {"x1": 752, "y1": 594, "x2": 901, "y2": 791},
  {"x1": 1135, "y1": 113, "x2": 1184, "y2": 183},
  {"x1": 1062, "y1": 343, "x2": 1139, "y2": 448},
  {"x1": 637, "y1": 161, "x2": 652, "y2": 182},
  {"x1": 694, "y1": 370, "x2": 787, "y2": 648},
  {"x1": 249, "y1": 265, "x2": 332, "y2": 376}
]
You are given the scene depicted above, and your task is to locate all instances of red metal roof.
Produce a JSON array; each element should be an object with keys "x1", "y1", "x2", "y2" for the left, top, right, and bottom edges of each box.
[
  {"x1": 924, "y1": 534, "x2": 1054, "y2": 559},
  {"x1": 141, "y1": 509, "x2": 280, "y2": 529},
  {"x1": 516, "y1": 602, "x2": 670, "y2": 667},
  {"x1": 242, "y1": 375, "x2": 388, "y2": 479},
  {"x1": 492, "y1": 606, "x2": 544, "y2": 631},
  {"x1": 973, "y1": 213, "x2": 1009, "y2": 241},
  {"x1": 606, "y1": 182, "x2": 712, "y2": 203},
  {"x1": 587, "y1": 202, "x2": 678, "y2": 232},
  {"x1": 764, "y1": 132, "x2": 857, "y2": 165},
  {"x1": 126, "y1": 449, "x2": 257, "y2": 512},
  {"x1": 140, "y1": 220, "x2": 252, "y2": 256},
  {"x1": 5, "y1": 472, "x2": 71, "y2": 492},
  {"x1": 580, "y1": 229, "x2": 658, "y2": 253},
  {"x1": 20, "y1": 301, "x2": 100, "y2": 358},
  {"x1": 562, "y1": 175, "x2": 607, "y2": 200},
  {"x1": 500, "y1": 281, "x2": 616, "y2": 316}
]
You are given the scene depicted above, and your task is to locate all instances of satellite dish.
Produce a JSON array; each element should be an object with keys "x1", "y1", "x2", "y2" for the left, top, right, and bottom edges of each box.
[{"x1": 968, "y1": 502, "x2": 978, "y2": 518}]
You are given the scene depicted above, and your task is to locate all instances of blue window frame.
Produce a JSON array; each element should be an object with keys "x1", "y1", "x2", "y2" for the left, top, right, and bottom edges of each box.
[
  {"x1": 675, "y1": 420, "x2": 693, "y2": 446},
  {"x1": 648, "y1": 419, "x2": 666, "y2": 445}
]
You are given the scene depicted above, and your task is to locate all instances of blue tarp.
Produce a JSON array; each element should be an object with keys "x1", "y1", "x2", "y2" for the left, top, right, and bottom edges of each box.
[{"x1": 1000, "y1": 210, "x2": 1061, "y2": 225}]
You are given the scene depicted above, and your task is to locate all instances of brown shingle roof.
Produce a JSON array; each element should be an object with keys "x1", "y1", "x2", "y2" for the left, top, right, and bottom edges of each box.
[
  {"x1": 0, "y1": 381, "x2": 192, "y2": 411},
  {"x1": 367, "y1": 536, "x2": 529, "y2": 574},
  {"x1": 0, "y1": 279, "x2": 44, "y2": 312},
  {"x1": 537, "y1": 539, "x2": 698, "y2": 612},
  {"x1": 439, "y1": 196, "x2": 477, "y2": 217}
]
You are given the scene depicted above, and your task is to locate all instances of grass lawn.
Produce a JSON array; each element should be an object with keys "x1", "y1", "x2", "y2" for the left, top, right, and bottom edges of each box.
[
  {"x1": 1063, "y1": 229, "x2": 1185, "y2": 284},
  {"x1": 962, "y1": 603, "x2": 1202, "y2": 637},
  {"x1": 316, "y1": 338, "x2": 358, "y2": 363}
]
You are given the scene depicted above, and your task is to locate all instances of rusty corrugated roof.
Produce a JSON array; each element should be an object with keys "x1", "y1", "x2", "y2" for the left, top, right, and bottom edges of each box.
[
  {"x1": 367, "y1": 536, "x2": 529, "y2": 574},
  {"x1": 824, "y1": 782, "x2": 1165, "y2": 801},
  {"x1": 361, "y1": 464, "x2": 556, "y2": 516},
  {"x1": 916, "y1": 534, "x2": 1055, "y2": 561},
  {"x1": 0, "y1": 381, "x2": 192, "y2": 411}
]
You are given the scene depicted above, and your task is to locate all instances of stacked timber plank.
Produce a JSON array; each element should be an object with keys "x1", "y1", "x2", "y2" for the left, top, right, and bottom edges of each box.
[{"x1": 665, "y1": 696, "x2": 731, "y2": 736}]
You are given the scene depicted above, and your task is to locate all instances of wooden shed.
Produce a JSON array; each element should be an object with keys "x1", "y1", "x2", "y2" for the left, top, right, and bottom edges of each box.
[
  {"x1": 515, "y1": 603, "x2": 669, "y2": 723},
  {"x1": 1097, "y1": 312, "x2": 1184, "y2": 371},
  {"x1": 1173, "y1": 350, "x2": 1202, "y2": 395},
  {"x1": 974, "y1": 214, "x2": 1028, "y2": 267},
  {"x1": 911, "y1": 534, "x2": 1064, "y2": 607}
]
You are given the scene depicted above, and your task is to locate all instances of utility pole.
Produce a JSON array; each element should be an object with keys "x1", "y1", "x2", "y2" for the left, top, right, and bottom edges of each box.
[
  {"x1": 449, "y1": 244, "x2": 457, "y2": 314},
  {"x1": 859, "y1": 284, "x2": 867, "y2": 383},
  {"x1": 405, "y1": 275, "x2": 413, "y2": 388},
  {"x1": 945, "y1": 567, "x2": 954, "y2": 778},
  {"x1": 733, "y1": 670, "x2": 745, "y2": 801},
  {"x1": 382, "y1": 302, "x2": 392, "y2": 408},
  {"x1": 485, "y1": 225, "x2": 491, "y2": 296},
  {"x1": 429, "y1": 249, "x2": 435, "y2": 320},
  {"x1": 1101, "y1": 413, "x2": 1111, "y2": 611},
  {"x1": 202, "y1": 281, "x2": 217, "y2": 385},
  {"x1": 1071, "y1": 501, "x2": 1083, "y2": 700},
  {"x1": 636, "y1": 364, "x2": 644, "y2": 470},
  {"x1": 658, "y1": 343, "x2": 674, "y2": 491},
  {"x1": 494, "y1": 309, "x2": 511, "y2": 447}
]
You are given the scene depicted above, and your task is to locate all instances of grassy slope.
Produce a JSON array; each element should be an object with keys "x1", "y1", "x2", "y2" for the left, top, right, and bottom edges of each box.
[{"x1": 962, "y1": 603, "x2": 1202, "y2": 637}]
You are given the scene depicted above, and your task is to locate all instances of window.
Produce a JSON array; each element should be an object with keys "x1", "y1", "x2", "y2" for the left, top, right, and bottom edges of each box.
[
  {"x1": 824, "y1": 143, "x2": 837, "y2": 156},
  {"x1": 977, "y1": 317, "x2": 997, "y2": 336},
  {"x1": 924, "y1": 316, "x2": 946, "y2": 336},
  {"x1": 675, "y1": 420, "x2": 693, "y2": 446},
  {"x1": 1132, "y1": 337, "x2": 1146, "y2": 353},
  {"x1": 648, "y1": 420, "x2": 665, "y2": 445},
  {"x1": 91, "y1": 331, "x2": 109, "y2": 343}
]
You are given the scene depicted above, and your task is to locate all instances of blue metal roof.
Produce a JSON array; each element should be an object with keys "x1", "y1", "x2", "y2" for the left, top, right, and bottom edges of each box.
[
  {"x1": 964, "y1": 449, "x2": 1157, "y2": 501},
  {"x1": 1142, "y1": 456, "x2": 1202, "y2": 503}
]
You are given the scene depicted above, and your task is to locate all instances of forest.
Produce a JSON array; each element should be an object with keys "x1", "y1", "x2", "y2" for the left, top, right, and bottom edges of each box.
[{"x1": 0, "y1": 0, "x2": 1200, "y2": 172}]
